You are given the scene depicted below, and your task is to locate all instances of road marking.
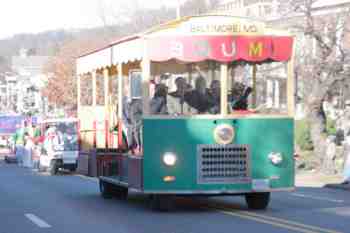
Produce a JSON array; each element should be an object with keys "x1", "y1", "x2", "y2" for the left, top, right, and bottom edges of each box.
[
  {"x1": 320, "y1": 207, "x2": 350, "y2": 217},
  {"x1": 199, "y1": 200, "x2": 343, "y2": 233},
  {"x1": 75, "y1": 176, "x2": 343, "y2": 232},
  {"x1": 291, "y1": 193, "x2": 345, "y2": 203},
  {"x1": 214, "y1": 208, "x2": 320, "y2": 233},
  {"x1": 231, "y1": 209, "x2": 341, "y2": 233},
  {"x1": 25, "y1": 214, "x2": 51, "y2": 228},
  {"x1": 174, "y1": 197, "x2": 344, "y2": 233},
  {"x1": 210, "y1": 207, "x2": 343, "y2": 233}
]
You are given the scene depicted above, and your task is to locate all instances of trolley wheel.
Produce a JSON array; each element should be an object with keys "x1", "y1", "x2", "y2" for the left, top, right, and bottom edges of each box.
[
  {"x1": 49, "y1": 160, "x2": 59, "y2": 175},
  {"x1": 69, "y1": 168, "x2": 76, "y2": 173},
  {"x1": 150, "y1": 195, "x2": 173, "y2": 211},
  {"x1": 68, "y1": 165, "x2": 77, "y2": 173},
  {"x1": 99, "y1": 180, "x2": 113, "y2": 199},
  {"x1": 113, "y1": 186, "x2": 128, "y2": 199},
  {"x1": 245, "y1": 192, "x2": 270, "y2": 210}
]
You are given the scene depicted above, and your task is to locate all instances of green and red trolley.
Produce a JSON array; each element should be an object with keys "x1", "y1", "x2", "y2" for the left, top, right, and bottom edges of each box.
[{"x1": 76, "y1": 15, "x2": 295, "y2": 210}]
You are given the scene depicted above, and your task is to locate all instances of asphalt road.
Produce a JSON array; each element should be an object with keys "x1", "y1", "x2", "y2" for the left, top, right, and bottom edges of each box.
[{"x1": 0, "y1": 160, "x2": 349, "y2": 233}]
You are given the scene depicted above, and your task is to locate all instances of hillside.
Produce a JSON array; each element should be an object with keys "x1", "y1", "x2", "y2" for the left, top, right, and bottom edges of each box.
[{"x1": 0, "y1": 0, "x2": 220, "y2": 74}]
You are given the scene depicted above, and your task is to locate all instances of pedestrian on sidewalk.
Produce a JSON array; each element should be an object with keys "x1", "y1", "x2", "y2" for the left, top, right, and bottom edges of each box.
[
  {"x1": 13, "y1": 121, "x2": 28, "y2": 166},
  {"x1": 341, "y1": 101, "x2": 350, "y2": 184},
  {"x1": 23, "y1": 132, "x2": 34, "y2": 168},
  {"x1": 342, "y1": 133, "x2": 350, "y2": 184},
  {"x1": 31, "y1": 123, "x2": 42, "y2": 170},
  {"x1": 323, "y1": 135, "x2": 337, "y2": 174}
]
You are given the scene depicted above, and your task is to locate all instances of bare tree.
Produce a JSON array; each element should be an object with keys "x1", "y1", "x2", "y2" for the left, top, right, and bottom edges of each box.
[
  {"x1": 0, "y1": 56, "x2": 10, "y2": 73},
  {"x1": 282, "y1": 0, "x2": 350, "y2": 173},
  {"x1": 96, "y1": 0, "x2": 220, "y2": 35},
  {"x1": 181, "y1": 0, "x2": 220, "y2": 16},
  {"x1": 43, "y1": 37, "x2": 107, "y2": 112}
]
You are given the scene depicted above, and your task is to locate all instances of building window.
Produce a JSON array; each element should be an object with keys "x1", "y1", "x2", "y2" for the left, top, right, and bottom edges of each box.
[
  {"x1": 259, "y1": 5, "x2": 263, "y2": 16},
  {"x1": 246, "y1": 8, "x2": 252, "y2": 16},
  {"x1": 264, "y1": 5, "x2": 272, "y2": 15}
]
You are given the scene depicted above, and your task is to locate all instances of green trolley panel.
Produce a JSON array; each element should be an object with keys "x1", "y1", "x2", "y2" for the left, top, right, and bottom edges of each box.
[{"x1": 143, "y1": 118, "x2": 294, "y2": 194}]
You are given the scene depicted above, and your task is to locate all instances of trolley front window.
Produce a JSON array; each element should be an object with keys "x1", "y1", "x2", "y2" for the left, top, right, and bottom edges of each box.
[
  {"x1": 149, "y1": 61, "x2": 221, "y2": 116},
  {"x1": 146, "y1": 59, "x2": 289, "y2": 117}
]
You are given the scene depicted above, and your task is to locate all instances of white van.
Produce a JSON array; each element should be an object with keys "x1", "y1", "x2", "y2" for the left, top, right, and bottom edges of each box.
[{"x1": 38, "y1": 118, "x2": 79, "y2": 175}]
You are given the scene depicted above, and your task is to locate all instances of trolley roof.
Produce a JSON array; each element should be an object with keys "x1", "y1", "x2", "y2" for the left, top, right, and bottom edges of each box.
[{"x1": 77, "y1": 15, "x2": 294, "y2": 75}]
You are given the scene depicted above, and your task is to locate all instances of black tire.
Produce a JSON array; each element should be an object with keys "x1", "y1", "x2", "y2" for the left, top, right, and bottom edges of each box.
[
  {"x1": 245, "y1": 192, "x2": 270, "y2": 210},
  {"x1": 68, "y1": 165, "x2": 77, "y2": 173},
  {"x1": 112, "y1": 186, "x2": 128, "y2": 199},
  {"x1": 49, "y1": 160, "x2": 59, "y2": 175},
  {"x1": 69, "y1": 168, "x2": 76, "y2": 173},
  {"x1": 99, "y1": 180, "x2": 113, "y2": 199},
  {"x1": 150, "y1": 195, "x2": 173, "y2": 211}
]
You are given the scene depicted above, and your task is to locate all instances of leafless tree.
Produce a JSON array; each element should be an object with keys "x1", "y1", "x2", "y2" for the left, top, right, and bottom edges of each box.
[
  {"x1": 96, "y1": 0, "x2": 220, "y2": 34},
  {"x1": 180, "y1": 0, "x2": 220, "y2": 16},
  {"x1": 43, "y1": 37, "x2": 108, "y2": 113},
  {"x1": 0, "y1": 56, "x2": 10, "y2": 73},
  {"x1": 281, "y1": 0, "x2": 350, "y2": 173}
]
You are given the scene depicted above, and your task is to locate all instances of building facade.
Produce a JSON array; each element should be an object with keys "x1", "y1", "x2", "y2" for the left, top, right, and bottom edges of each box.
[
  {"x1": 213, "y1": 0, "x2": 279, "y2": 18},
  {"x1": 7, "y1": 49, "x2": 50, "y2": 116}
]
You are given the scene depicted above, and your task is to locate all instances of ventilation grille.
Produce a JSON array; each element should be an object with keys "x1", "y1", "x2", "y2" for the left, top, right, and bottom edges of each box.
[{"x1": 197, "y1": 144, "x2": 251, "y2": 184}]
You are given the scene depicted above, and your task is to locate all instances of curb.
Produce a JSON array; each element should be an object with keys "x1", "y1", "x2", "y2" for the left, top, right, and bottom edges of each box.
[{"x1": 324, "y1": 183, "x2": 350, "y2": 191}]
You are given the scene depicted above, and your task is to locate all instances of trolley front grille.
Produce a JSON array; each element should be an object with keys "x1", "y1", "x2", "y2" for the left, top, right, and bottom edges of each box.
[{"x1": 197, "y1": 144, "x2": 251, "y2": 184}]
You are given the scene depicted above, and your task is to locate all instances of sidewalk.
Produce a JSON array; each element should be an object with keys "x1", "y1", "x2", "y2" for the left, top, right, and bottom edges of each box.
[
  {"x1": 296, "y1": 171, "x2": 350, "y2": 190},
  {"x1": 324, "y1": 182, "x2": 350, "y2": 191}
]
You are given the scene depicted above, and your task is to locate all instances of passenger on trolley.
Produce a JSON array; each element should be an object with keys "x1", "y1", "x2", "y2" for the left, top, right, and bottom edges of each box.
[
  {"x1": 208, "y1": 80, "x2": 221, "y2": 114},
  {"x1": 185, "y1": 75, "x2": 211, "y2": 114},
  {"x1": 167, "y1": 77, "x2": 191, "y2": 115},
  {"x1": 150, "y1": 83, "x2": 168, "y2": 115}
]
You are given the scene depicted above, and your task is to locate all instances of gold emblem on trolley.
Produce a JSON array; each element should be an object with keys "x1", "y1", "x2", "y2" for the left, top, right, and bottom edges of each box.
[{"x1": 213, "y1": 124, "x2": 235, "y2": 145}]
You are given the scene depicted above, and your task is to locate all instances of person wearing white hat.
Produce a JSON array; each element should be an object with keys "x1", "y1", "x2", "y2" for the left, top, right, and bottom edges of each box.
[{"x1": 43, "y1": 126, "x2": 63, "y2": 156}]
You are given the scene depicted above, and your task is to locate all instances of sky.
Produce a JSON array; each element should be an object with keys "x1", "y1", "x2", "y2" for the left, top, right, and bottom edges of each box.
[{"x1": 0, "y1": 0, "x2": 186, "y2": 39}]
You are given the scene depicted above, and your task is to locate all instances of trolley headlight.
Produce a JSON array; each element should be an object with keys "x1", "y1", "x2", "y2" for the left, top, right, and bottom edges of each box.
[
  {"x1": 268, "y1": 152, "x2": 283, "y2": 165},
  {"x1": 214, "y1": 124, "x2": 235, "y2": 145},
  {"x1": 163, "y1": 152, "x2": 177, "y2": 167}
]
